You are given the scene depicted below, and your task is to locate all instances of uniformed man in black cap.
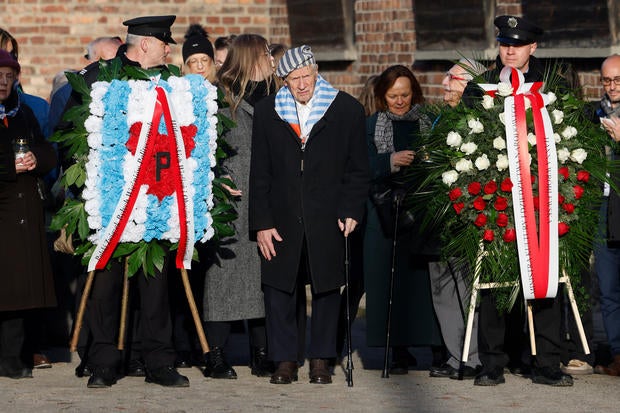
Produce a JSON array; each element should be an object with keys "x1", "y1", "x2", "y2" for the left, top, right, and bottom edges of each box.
[
  {"x1": 463, "y1": 15, "x2": 574, "y2": 388},
  {"x1": 61, "y1": 15, "x2": 189, "y2": 389}
]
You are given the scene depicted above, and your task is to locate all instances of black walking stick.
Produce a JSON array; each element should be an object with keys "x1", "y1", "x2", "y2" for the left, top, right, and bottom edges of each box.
[
  {"x1": 381, "y1": 189, "x2": 405, "y2": 378},
  {"x1": 344, "y1": 230, "x2": 354, "y2": 387}
]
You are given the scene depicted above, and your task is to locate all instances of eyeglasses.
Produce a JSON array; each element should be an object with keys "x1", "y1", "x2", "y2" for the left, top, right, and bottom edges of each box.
[
  {"x1": 445, "y1": 72, "x2": 469, "y2": 82},
  {"x1": 187, "y1": 56, "x2": 211, "y2": 67},
  {"x1": 0, "y1": 72, "x2": 15, "y2": 83},
  {"x1": 601, "y1": 76, "x2": 620, "y2": 86}
]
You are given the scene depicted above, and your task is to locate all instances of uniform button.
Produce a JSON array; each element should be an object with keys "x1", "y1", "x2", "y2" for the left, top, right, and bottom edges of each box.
[
  {"x1": 17, "y1": 192, "x2": 24, "y2": 198},
  {"x1": 19, "y1": 219, "x2": 26, "y2": 224},
  {"x1": 297, "y1": 216, "x2": 303, "y2": 224}
]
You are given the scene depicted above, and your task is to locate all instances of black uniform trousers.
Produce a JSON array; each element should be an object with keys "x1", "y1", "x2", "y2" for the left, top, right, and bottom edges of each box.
[
  {"x1": 478, "y1": 290, "x2": 562, "y2": 370},
  {"x1": 85, "y1": 260, "x2": 176, "y2": 371},
  {"x1": 263, "y1": 249, "x2": 341, "y2": 363}
]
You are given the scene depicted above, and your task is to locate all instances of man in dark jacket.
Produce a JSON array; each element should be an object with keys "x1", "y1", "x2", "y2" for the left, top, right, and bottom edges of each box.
[
  {"x1": 249, "y1": 45, "x2": 369, "y2": 384},
  {"x1": 464, "y1": 15, "x2": 573, "y2": 387},
  {"x1": 62, "y1": 15, "x2": 188, "y2": 389}
]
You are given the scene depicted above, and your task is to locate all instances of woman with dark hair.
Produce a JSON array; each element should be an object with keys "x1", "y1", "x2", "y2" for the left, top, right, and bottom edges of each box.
[
  {"x1": 0, "y1": 50, "x2": 57, "y2": 378},
  {"x1": 363, "y1": 64, "x2": 443, "y2": 374},
  {"x1": 200, "y1": 34, "x2": 277, "y2": 379}
]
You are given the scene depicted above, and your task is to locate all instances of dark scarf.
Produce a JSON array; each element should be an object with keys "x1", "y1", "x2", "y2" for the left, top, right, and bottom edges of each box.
[{"x1": 232, "y1": 79, "x2": 272, "y2": 107}]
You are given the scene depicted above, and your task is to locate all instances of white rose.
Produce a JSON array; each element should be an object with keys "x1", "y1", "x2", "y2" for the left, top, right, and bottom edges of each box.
[
  {"x1": 482, "y1": 94, "x2": 495, "y2": 110},
  {"x1": 446, "y1": 131, "x2": 463, "y2": 147},
  {"x1": 493, "y1": 136, "x2": 506, "y2": 150},
  {"x1": 496, "y1": 154, "x2": 509, "y2": 171},
  {"x1": 475, "y1": 154, "x2": 491, "y2": 170},
  {"x1": 460, "y1": 142, "x2": 478, "y2": 155},
  {"x1": 552, "y1": 109, "x2": 564, "y2": 125},
  {"x1": 557, "y1": 147, "x2": 571, "y2": 163},
  {"x1": 499, "y1": 112, "x2": 505, "y2": 125},
  {"x1": 570, "y1": 148, "x2": 588, "y2": 164},
  {"x1": 554, "y1": 133, "x2": 561, "y2": 143},
  {"x1": 455, "y1": 158, "x2": 473, "y2": 173},
  {"x1": 527, "y1": 133, "x2": 537, "y2": 146},
  {"x1": 547, "y1": 91, "x2": 557, "y2": 105},
  {"x1": 441, "y1": 170, "x2": 459, "y2": 186},
  {"x1": 561, "y1": 126, "x2": 578, "y2": 139},
  {"x1": 468, "y1": 118, "x2": 484, "y2": 134},
  {"x1": 497, "y1": 82, "x2": 513, "y2": 97},
  {"x1": 524, "y1": 98, "x2": 532, "y2": 110}
]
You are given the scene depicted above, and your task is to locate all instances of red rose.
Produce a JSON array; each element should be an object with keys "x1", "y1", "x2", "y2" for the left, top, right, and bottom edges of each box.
[
  {"x1": 577, "y1": 170, "x2": 590, "y2": 183},
  {"x1": 474, "y1": 213, "x2": 487, "y2": 227},
  {"x1": 468, "y1": 182, "x2": 482, "y2": 195},
  {"x1": 494, "y1": 197, "x2": 508, "y2": 211},
  {"x1": 500, "y1": 177, "x2": 513, "y2": 192},
  {"x1": 531, "y1": 175, "x2": 537, "y2": 184},
  {"x1": 483, "y1": 229, "x2": 494, "y2": 242},
  {"x1": 558, "y1": 194, "x2": 565, "y2": 204},
  {"x1": 559, "y1": 222, "x2": 570, "y2": 236},
  {"x1": 453, "y1": 202, "x2": 465, "y2": 214},
  {"x1": 533, "y1": 196, "x2": 539, "y2": 211},
  {"x1": 573, "y1": 185, "x2": 584, "y2": 200},
  {"x1": 559, "y1": 166, "x2": 570, "y2": 181},
  {"x1": 562, "y1": 203, "x2": 575, "y2": 214},
  {"x1": 449, "y1": 187, "x2": 463, "y2": 201},
  {"x1": 496, "y1": 213, "x2": 509, "y2": 227},
  {"x1": 473, "y1": 196, "x2": 486, "y2": 211},
  {"x1": 484, "y1": 180, "x2": 498, "y2": 194},
  {"x1": 503, "y1": 228, "x2": 516, "y2": 242}
]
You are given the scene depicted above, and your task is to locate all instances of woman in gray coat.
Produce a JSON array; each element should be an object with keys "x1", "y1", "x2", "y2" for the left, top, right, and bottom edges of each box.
[{"x1": 200, "y1": 34, "x2": 278, "y2": 379}]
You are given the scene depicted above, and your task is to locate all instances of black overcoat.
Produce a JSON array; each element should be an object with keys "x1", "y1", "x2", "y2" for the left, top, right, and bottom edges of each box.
[
  {"x1": 0, "y1": 94, "x2": 57, "y2": 312},
  {"x1": 249, "y1": 91, "x2": 369, "y2": 294}
]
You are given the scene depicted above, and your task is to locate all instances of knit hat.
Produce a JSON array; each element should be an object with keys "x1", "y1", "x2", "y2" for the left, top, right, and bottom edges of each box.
[
  {"x1": 0, "y1": 49, "x2": 20, "y2": 73},
  {"x1": 276, "y1": 45, "x2": 315, "y2": 78},
  {"x1": 182, "y1": 24, "x2": 214, "y2": 63}
]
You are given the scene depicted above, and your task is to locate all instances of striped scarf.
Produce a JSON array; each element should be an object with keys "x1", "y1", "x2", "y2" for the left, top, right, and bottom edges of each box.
[
  {"x1": 0, "y1": 82, "x2": 20, "y2": 126},
  {"x1": 274, "y1": 74, "x2": 338, "y2": 146}
]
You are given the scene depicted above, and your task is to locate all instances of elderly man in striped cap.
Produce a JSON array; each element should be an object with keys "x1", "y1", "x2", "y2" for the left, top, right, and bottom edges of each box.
[{"x1": 249, "y1": 45, "x2": 369, "y2": 384}]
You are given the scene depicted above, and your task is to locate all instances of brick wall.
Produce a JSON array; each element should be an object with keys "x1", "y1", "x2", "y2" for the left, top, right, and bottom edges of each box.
[{"x1": 0, "y1": 0, "x2": 606, "y2": 103}]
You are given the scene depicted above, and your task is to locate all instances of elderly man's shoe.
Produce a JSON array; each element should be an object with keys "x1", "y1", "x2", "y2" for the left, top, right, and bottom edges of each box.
[
  {"x1": 87, "y1": 367, "x2": 117, "y2": 388},
  {"x1": 449, "y1": 365, "x2": 481, "y2": 380},
  {"x1": 250, "y1": 347, "x2": 275, "y2": 377},
  {"x1": 203, "y1": 347, "x2": 237, "y2": 379},
  {"x1": 429, "y1": 363, "x2": 455, "y2": 378},
  {"x1": 532, "y1": 366, "x2": 573, "y2": 386},
  {"x1": 309, "y1": 358, "x2": 332, "y2": 384},
  {"x1": 270, "y1": 361, "x2": 298, "y2": 384},
  {"x1": 474, "y1": 367, "x2": 505, "y2": 386},
  {"x1": 145, "y1": 366, "x2": 190, "y2": 387}
]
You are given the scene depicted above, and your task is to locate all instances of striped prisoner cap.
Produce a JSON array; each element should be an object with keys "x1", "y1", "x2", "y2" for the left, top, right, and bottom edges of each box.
[{"x1": 276, "y1": 45, "x2": 315, "y2": 78}]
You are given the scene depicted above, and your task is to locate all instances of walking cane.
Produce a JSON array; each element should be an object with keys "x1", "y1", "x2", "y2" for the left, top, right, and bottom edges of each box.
[
  {"x1": 343, "y1": 229, "x2": 354, "y2": 387},
  {"x1": 381, "y1": 189, "x2": 405, "y2": 378}
]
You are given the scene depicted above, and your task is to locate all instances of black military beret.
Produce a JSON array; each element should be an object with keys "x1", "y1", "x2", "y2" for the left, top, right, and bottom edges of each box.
[
  {"x1": 123, "y1": 15, "x2": 177, "y2": 44},
  {"x1": 494, "y1": 15, "x2": 543, "y2": 46}
]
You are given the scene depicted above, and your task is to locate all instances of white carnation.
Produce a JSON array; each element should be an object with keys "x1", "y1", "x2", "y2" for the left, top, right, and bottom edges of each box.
[
  {"x1": 552, "y1": 109, "x2": 564, "y2": 125},
  {"x1": 554, "y1": 133, "x2": 561, "y2": 143},
  {"x1": 446, "y1": 131, "x2": 463, "y2": 147},
  {"x1": 84, "y1": 115, "x2": 102, "y2": 134},
  {"x1": 527, "y1": 133, "x2": 537, "y2": 146},
  {"x1": 482, "y1": 94, "x2": 495, "y2": 109},
  {"x1": 499, "y1": 112, "x2": 505, "y2": 125},
  {"x1": 496, "y1": 154, "x2": 509, "y2": 171},
  {"x1": 493, "y1": 136, "x2": 506, "y2": 150},
  {"x1": 497, "y1": 82, "x2": 513, "y2": 97},
  {"x1": 561, "y1": 126, "x2": 578, "y2": 139},
  {"x1": 557, "y1": 147, "x2": 571, "y2": 163},
  {"x1": 455, "y1": 158, "x2": 473, "y2": 173},
  {"x1": 468, "y1": 118, "x2": 484, "y2": 134},
  {"x1": 460, "y1": 142, "x2": 478, "y2": 155},
  {"x1": 441, "y1": 170, "x2": 459, "y2": 186},
  {"x1": 475, "y1": 154, "x2": 491, "y2": 171},
  {"x1": 547, "y1": 91, "x2": 557, "y2": 105},
  {"x1": 570, "y1": 148, "x2": 588, "y2": 164}
]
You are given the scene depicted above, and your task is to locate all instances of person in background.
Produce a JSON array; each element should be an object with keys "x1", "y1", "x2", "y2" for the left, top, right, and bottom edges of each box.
[
  {"x1": 249, "y1": 45, "x2": 369, "y2": 384},
  {"x1": 214, "y1": 34, "x2": 236, "y2": 71},
  {"x1": 427, "y1": 58, "x2": 486, "y2": 380},
  {"x1": 181, "y1": 25, "x2": 215, "y2": 83},
  {"x1": 0, "y1": 50, "x2": 57, "y2": 379},
  {"x1": 593, "y1": 53, "x2": 620, "y2": 378},
  {"x1": 83, "y1": 36, "x2": 123, "y2": 63},
  {"x1": 363, "y1": 64, "x2": 443, "y2": 374},
  {"x1": 358, "y1": 75, "x2": 379, "y2": 116},
  {"x1": 200, "y1": 33, "x2": 277, "y2": 380},
  {"x1": 268, "y1": 43, "x2": 287, "y2": 69}
]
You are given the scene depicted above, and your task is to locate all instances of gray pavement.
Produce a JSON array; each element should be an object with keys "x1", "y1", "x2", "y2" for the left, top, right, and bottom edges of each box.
[{"x1": 1, "y1": 317, "x2": 618, "y2": 413}]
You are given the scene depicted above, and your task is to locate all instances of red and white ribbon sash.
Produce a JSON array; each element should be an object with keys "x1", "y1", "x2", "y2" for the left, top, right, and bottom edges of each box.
[
  {"x1": 480, "y1": 67, "x2": 559, "y2": 300},
  {"x1": 88, "y1": 85, "x2": 195, "y2": 272}
]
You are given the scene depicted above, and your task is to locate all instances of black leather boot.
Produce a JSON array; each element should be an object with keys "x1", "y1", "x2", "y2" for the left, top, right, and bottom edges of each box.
[
  {"x1": 203, "y1": 347, "x2": 237, "y2": 379},
  {"x1": 250, "y1": 347, "x2": 275, "y2": 377}
]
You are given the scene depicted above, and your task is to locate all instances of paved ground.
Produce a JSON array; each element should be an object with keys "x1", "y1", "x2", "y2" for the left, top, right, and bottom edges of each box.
[{"x1": 1, "y1": 317, "x2": 618, "y2": 413}]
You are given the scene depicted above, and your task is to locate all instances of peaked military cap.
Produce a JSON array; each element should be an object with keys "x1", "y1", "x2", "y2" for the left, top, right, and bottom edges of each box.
[
  {"x1": 123, "y1": 15, "x2": 177, "y2": 44},
  {"x1": 495, "y1": 15, "x2": 543, "y2": 46}
]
